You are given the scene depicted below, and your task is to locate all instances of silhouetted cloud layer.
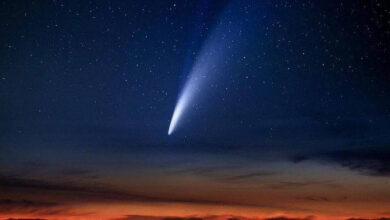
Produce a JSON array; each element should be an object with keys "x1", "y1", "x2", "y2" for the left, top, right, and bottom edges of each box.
[
  {"x1": 264, "y1": 216, "x2": 314, "y2": 220},
  {"x1": 111, "y1": 215, "x2": 316, "y2": 220},
  {"x1": 292, "y1": 146, "x2": 390, "y2": 177},
  {"x1": 4, "y1": 218, "x2": 48, "y2": 220},
  {"x1": 346, "y1": 218, "x2": 390, "y2": 220},
  {"x1": 0, "y1": 199, "x2": 58, "y2": 215}
]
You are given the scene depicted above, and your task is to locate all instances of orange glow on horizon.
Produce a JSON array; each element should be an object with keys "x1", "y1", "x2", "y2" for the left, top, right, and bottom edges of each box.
[{"x1": 1, "y1": 200, "x2": 389, "y2": 220}]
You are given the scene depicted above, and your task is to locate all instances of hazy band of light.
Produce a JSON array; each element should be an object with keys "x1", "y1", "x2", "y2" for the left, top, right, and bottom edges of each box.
[
  {"x1": 168, "y1": 1, "x2": 254, "y2": 135},
  {"x1": 168, "y1": 31, "x2": 231, "y2": 135},
  {"x1": 168, "y1": 73, "x2": 203, "y2": 135}
]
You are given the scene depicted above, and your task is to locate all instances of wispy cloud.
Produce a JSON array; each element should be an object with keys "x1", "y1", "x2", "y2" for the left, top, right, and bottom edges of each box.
[
  {"x1": 223, "y1": 171, "x2": 276, "y2": 181},
  {"x1": 166, "y1": 165, "x2": 277, "y2": 183},
  {"x1": 291, "y1": 146, "x2": 390, "y2": 177},
  {"x1": 264, "y1": 216, "x2": 315, "y2": 220},
  {"x1": 59, "y1": 168, "x2": 100, "y2": 180},
  {"x1": 0, "y1": 199, "x2": 58, "y2": 214},
  {"x1": 0, "y1": 199, "x2": 91, "y2": 217},
  {"x1": 294, "y1": 196, "x2": 330, "y2": 202},
  {"x1": 110, "y1": 215, "x2": 317, "y2": 220},
  {"x1": 3, "y1": 218, "x2": 49, "y2": 220},
  {"x1": 345, "y1": 218, "x2": 390, "y2": 220},
  {"x1": 0, "y1": 174, "x2": 273, "y2": 208},
  {"x1": 267, "y1": 181, "x2": 340, "y2": 190}
]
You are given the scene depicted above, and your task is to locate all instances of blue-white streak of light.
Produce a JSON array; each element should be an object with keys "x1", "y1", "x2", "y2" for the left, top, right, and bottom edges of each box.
[
  {"x1": 168, "y1": 39, "x2": 224, "y2": 135},
  {"x1": 168, "y1": 1, "x2": 259, "y2": 135}
]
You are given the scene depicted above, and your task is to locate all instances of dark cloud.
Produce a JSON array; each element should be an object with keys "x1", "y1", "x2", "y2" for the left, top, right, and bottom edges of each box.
[
  {"x1": 345, "y1": 218, "x2": 390, "y2": 220},
  {"x1": 0, "y1": 199, "x2": 58, "y2": 214},
  {"x1": 0, "y1": 174, "x2": 106, "y2": 194},
  {"x1": 268, "y1": 181, "x2": 339, "y2": 190},
  {"x1": 0, "y1": 199, "x2": 72, "y2": 216},
  {"x1": 60, "y1": 168, "x2": 93, "y2": 176},
  {"x1": 168, "y1": 165, "x2": 239, "y2": 176},
  {"x1": 4, "y1": 218, "x2": 48, "y2": 220},
  {"x1": 0, "y1": 199, "x2": 57, "y2": 207},
  {"x1": 294, "y1": 196, "x2": 330, "y2": 202},
  {"x1": 0, "y1": 174, "x2": 271, "y2": 208},
  {"x1": 291, "y1": 146, "x2": 390, "y2": 177},
  {"x1": 224, "y1": 171, "x2": 275, "y2": 181},
  {"x1": 109, "y1": 216, "x2": 159, "y2": 220},
  {"x1": 0, "y1": 174, "x2": 170, "y2": 205},
  {"x1": 0, "y1": 198, "x2": 94, "y2": 217},
  {"x1": 60, "y1": 168, "x2": 100, "y2": 179},
  {"x1": 110, "y1": 215, "x2": 319, "y2": 220},
  {"x1": 110, "y1": 215, "x2": 255, "y2": 220},
  {"x1": 162, "y1": 218, "x2": 204, "y2": 220},
  {"x1": 110, "y1": 216, "x2": 242, "y2": 220},
  {"x1": 167, "y1": 165, "x2": 276, "y2": 183},
  {"x1": 264, "y1": 217, "x2": 315, "y2": 220},
  {"x1": 295, "y1": 195, "x2": 349, "y2": 203}
]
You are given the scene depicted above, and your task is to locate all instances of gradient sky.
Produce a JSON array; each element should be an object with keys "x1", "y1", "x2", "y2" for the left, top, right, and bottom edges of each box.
[{"x1": 1, "y1": 1, "x2": 390, "y2": 220}]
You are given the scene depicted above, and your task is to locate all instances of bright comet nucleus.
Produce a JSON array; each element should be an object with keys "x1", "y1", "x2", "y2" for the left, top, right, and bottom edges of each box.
[
  {"x1": 168, "y1": 1, "x2": 256, "y2": 135},
  {"x1": 168, "y1": 68, "x2": 207, "y2": 135},
  {"x1": 168, "y1": 90, "x2": 187, "y2": 135},
  {"x1": 167, "y1": 39, "x2": 229, "y2": 135}
]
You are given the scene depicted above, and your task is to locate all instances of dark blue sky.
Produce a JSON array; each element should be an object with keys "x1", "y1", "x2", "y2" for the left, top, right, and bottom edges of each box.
[{"x1": 0, "y1": 1, "x2": 389, "y2": 219}]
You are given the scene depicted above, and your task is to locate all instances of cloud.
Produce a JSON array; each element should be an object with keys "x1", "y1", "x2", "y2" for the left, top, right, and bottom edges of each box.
[
  {"x1": 111, "y1": 215, "x2": 254, "y2": 220},
  {"x1": 0, "y1": 174, "x2": 107, "y2": 195},
  {"x1": 60, "y1": 168, "x2": 93, "y2": 176},
  {"x1": 110, "y1": 215, "x2": 317, "y2": 220},
  {"x1": 345, "y1": 218, "x2": 390, "y2": 220},
  {"x1": 294, "y1": 196, "x2": 330, "y2": 202},
  {"x1": 0, "y1": 199, "x2": 57, "y2": 208},
  {"x1": 110, "y1": 215, "x2": 248, "y2": 220},
  {"x1": 162, "y1": 218, "x2": 205, "y2": 220},
  {"x1": 0, "y1": 198, "x2": 96, "y2": 217},
  {"x1": 60, "y1": 168, "x2": 100, "y2": 179},
  {"x1": 0, "y1": 174, "x2": 192, "y2": 204},
  {"x1": 3, "y1": 218, "x2": 48, "y2": 220},
  {"x1": 167, "y1": 165, "x2": 276, "y2": 183},
  {"x1": 0, "y1": 199, "x2": 58, "y2": 214},
  {"x1": 291, "y1": 146, "x2": 390, "y2": 177},
  {"x1": 0, "y1": 199, "x2": 70, "y2": 216},
  {"x1": 0, "y1": 174, "x2": 270, "y2": 208},
  {"x1": 264, "y1": 216, "x2": 315, "y2": 220},
  {"x1": 224, "y1": 171, "x2": 276, "y2": 181},
  {"x1": 168, "y1": 165, "x2": 239, "y2": 176},
  {"x1": 267, "y1": 181, "x2": 339, "y2": 190}
]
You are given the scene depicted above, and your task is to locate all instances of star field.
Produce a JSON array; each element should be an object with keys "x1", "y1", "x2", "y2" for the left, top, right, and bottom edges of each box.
[{"x1": 0, "y1": 1, "x2": 389, "y2": 219}]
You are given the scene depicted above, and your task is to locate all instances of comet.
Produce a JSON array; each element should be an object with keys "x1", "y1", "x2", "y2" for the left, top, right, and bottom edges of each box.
[
  {"x1": 167, "y1": 74, "x2": 202, "y2": 135},
  {"x1": 168, "y1": 38, "x2": 223, "y2": 135},
  {"x1": 168, "y1": 1, "x2": 258, "y2": 135}
]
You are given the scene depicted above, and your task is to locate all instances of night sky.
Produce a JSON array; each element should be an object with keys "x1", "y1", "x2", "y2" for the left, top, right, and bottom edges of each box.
[{"x1": 1, "y1": 1, "x2": 390, "y2": 220}]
